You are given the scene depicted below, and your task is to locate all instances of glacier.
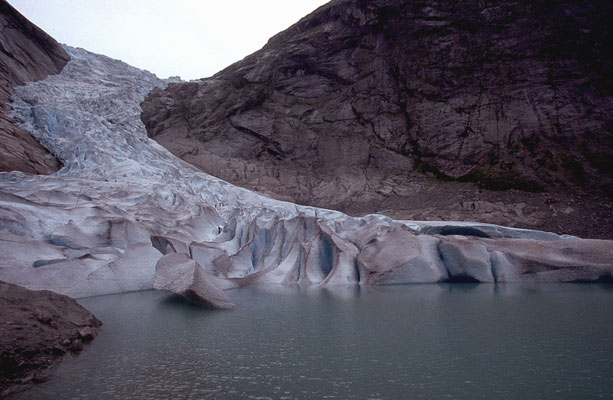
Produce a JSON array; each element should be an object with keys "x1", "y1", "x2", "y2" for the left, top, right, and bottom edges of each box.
[{"x1": 0, "y1": 46, "x2": 611, "y2": 306}]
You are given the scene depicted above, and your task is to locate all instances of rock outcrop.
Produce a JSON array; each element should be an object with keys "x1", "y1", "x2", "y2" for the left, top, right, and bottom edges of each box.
[
  {"x1": 0, "y1": 281, "x2": 101, "y2": 396},
  {"x1": 141, "y1": 0, "x2": 613, "y2": 238},
  {"x1": 0, "y1": 0, "x2": 66, "y2": 174}
]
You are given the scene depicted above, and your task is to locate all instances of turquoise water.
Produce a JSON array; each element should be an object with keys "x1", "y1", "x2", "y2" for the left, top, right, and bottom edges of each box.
[{"x1": 18, "y1": 284, "x2": 613, "y2": 399}]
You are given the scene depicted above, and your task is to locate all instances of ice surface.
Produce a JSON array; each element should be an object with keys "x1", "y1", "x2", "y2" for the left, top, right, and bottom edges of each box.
[{"x1": 0, "y1": 46, "x2": 611, "y2": 303}]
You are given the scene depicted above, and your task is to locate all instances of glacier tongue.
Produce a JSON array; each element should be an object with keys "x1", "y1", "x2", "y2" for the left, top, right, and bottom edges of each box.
[{"x1": 0, "y1": 46, "x2": 612, "y2": 305}]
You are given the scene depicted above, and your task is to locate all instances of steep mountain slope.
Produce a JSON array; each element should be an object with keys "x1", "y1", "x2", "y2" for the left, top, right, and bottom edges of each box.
[
  {"x1": 141, "y1": 0, "x2": 613, "y2": 238},
  {"x1": 0, "y1": 0, "x2": 66, "y2": 174}
]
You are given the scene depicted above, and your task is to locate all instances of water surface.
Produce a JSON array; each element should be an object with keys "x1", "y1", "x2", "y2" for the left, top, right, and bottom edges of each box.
[{"x1": 18, "y1": 284, "x2": 613, "y2": 399}]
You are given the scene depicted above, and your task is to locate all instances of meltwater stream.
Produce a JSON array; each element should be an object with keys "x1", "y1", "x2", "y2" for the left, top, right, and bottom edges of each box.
[{"x1": 18, "y1": 284, "x2": 613, "y2": 399}]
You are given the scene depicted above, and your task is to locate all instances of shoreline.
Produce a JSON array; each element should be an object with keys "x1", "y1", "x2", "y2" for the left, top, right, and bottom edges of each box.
[{"x1": 0, "y1": 281, "x2": 101, "y2": 398}]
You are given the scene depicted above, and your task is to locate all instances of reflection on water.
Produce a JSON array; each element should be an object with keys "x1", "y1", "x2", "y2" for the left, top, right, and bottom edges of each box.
[{"x1": 18, "y1": 284, "x2": 613, "y2": 399}]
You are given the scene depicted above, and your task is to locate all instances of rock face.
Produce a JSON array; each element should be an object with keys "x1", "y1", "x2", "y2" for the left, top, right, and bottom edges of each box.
[
  {"x1": 0, "y1": 0, "x2": 65, "y2": 174},
  {"x1": 141, "y1": 0, "x2": 613, "y2": 238},
  {"x1": 0, "y1": 281, "x2": 101, "y2": 395}
]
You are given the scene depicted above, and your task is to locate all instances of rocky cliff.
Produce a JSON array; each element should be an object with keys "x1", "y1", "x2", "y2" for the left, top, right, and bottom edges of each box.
[
  {"x1": 0, "y1": 0, "x2": 66, "y2": 174},
  {"x1": 141, "y1": 0, "x2": 613, "y2": 238}
]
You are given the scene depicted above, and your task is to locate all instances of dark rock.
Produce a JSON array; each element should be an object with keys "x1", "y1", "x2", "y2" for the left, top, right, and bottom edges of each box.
[
  {"x1": 0, "y1": 0, "x2": 66, "y2": 175},
  {"x1": 48, "y1": 346, "x2": 65, "y2": 356},
  {"x1": 31, "y1": 372, "x2": 48, "y2": 384},
  {"x1": 0, "y1": 281, "x2": 101, "y2": 394},
  {"x1": 77, "y1": 327, "x2": 97, "y2": 341},
  {"x1": 141, "y1": 0, "x2": 613, "y2": 238},
  {"x1": 34, "y1": 310, "x2": 52, "y2": 325},
  {"x1": 69, "y1": 339, "x2": 83, "y2": 352}
]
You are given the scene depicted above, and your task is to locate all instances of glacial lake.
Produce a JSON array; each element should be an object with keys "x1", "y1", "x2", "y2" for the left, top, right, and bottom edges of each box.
[{"x1": 18, "y1": 284, "x2": 613, "y2": 399}]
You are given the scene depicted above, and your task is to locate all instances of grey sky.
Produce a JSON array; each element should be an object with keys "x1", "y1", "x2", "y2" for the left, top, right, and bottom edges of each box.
[{"x1": 9, "y1": 0, "x2": 330, "y2": 80}]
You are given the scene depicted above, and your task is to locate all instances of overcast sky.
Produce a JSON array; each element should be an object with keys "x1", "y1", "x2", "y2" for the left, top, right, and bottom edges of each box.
[{"x1": 9, "y1": 0, "x2": 330, "y2": 80}]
